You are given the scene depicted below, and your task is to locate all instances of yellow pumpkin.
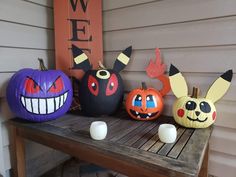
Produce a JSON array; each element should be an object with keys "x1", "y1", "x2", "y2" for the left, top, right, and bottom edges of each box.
[{"x1": 169, "y1": 64, "x2": 233, "y2": 128}]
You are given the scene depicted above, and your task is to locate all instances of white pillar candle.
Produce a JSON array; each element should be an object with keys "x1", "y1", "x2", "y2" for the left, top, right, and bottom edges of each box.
[
  {"x1": 90, "y1": 121, "x2": 107, "y2": 140},
  {"x1": 158, "y1": 124, "x2": 177, "y2": 143}
]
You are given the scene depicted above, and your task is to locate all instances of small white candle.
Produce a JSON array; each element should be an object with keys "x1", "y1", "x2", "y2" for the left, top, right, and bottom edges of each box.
[
  {"x1": 158, "y1": 124, "x2": 177, "y2": 143},
  {"x1": 90, "y1": 121, "x2": 107, "y2": 140}
]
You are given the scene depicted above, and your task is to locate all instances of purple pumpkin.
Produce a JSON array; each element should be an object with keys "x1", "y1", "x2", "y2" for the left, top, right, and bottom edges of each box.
[{"x1": 6, "y1": 59, "x2": 73, "y2": 122}]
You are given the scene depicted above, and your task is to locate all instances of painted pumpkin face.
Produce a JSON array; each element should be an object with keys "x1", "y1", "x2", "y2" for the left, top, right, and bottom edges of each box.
[
  {"x1": 72, "y1": 45, "x2": 132, "y2": 116},
  {"x1": 169, "y1": 64, "x2": 233, "y2": 128},
  {"x1": 126, "y1": 85, "x2": 164, "y2": 121},
  {"x1": 6, "y1": 65, "x2": 73, "y2": 122},
  {"x1": 173, "y1": 97, "x2": 216, "y2": 128}
]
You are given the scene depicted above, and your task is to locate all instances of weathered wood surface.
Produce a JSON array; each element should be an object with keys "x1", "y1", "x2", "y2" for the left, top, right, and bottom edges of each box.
[{"x1": 9, "y1": 111, "x2": 212, "y2": 177}]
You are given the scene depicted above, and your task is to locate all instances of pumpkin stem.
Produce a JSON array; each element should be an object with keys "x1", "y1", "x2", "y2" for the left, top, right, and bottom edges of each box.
[
  {"x1": 38, "y1": 58, "x2": 48, "y2": 71},
  {"x1": 191, "y1": 87, "x2": 200, "y2": 98},
  {"x1": 141, "y1": 82, "x2": 147, "y2": 90},
  {"x1": 98, "y1": 61, "x2": 106, "y2": 69}
]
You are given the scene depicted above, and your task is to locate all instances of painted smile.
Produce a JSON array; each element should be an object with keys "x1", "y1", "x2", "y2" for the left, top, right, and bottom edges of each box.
[
  {"x1": 130, "y1": 109, "x2": 158, "y2": 119},
  {"x1": 187, "y1": 116, "x2": 208, "y2": 122},
  {"x1": 20, "y1": 91, "x2": 68, "y2": 115}
]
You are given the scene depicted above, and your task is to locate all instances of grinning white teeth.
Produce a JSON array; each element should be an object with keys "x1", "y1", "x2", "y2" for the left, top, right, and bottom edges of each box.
[
  {"x1": 136, "y1": 111, "x2": 139, "y2": 115},
  {"x1": 148, "y1": 113, "x2": 151, "y2": 116},
  {"x1": 146, "y1": 116, "x2": 150, "y2": 119},
  {"x1": 137, "y1": 115, "x2": 141, "y2": 118},
  {"x1": 21, "y1": 92, "x2": 68, "y2": 115}
]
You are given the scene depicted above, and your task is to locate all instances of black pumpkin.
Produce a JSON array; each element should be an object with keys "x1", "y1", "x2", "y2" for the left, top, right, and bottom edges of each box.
[{"x1": 72, "y1": 45, "x2": 132, "y2": 116}]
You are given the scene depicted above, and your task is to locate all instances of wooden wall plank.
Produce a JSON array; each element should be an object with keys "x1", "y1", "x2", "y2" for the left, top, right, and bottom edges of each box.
[
  {"x1": 210, "y1": 126, "x2": 236, "y2": 156},
  {"x1": 102, "y1": 0, "x2": 156, "y2": 11},
  {"x1": 121, "y1": 72, "x2": 236, "y2": 101},
  {"x1": 0, "y1": 0, "x2": 53, "y2": 29},
  {"x1": 1, "y1": 123, "x2": 9, "y2": 147},
  {"x1": 0, "y1": 121, "x2": 5, "y2": 176},
  {"x1": 103, "y1": 0, "x2": 236, "y2": 31},
  {"x1": 3, "y1": 146, "x2": 11, "y2": 171},
  {"x1": 0, "y1": 73, "x2": 13, "y2": 98},
  {"x1": 24, "y1": 0, "x2": 53, "y2": 8},
  {"x1": 0, "y1": 21, "x2": 54, "y2": 50},
  {"x1": 104, "y1": 16, "x2": 236, "y2": 51},
  {"x1": 0, "y1": 48, "x2": 55, "y2": 72},
  {"x1": 104, "y1": 46, "x2": 236, "y2": 73},
  {"x1": 209, "y1": 151, "x2": 236, "y2": 177},
  {"x1": 0, "y1": 98, "x2": 14, "y2": 123}
]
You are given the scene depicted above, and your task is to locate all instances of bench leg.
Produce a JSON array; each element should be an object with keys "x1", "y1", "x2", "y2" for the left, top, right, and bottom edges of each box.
[
  {"x1": 11, "y1": 127, "x2": 26, "y2": 177},
  {"x1": 199, "y1": 144, "x2": 209, "y2": 177}
]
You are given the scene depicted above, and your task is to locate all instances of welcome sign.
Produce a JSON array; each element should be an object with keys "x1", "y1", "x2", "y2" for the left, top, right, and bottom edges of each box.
[
  {"x1": 54, "y1": 0, "x2": 103, "y2": 110},
  {"x1": 54, "y1": 0, "x2": 103, "y2": 79}
]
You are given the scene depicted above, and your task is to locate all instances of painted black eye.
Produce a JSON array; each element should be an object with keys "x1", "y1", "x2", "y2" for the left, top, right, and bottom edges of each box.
[
  {"x1": 185, "y1": 101, "x2": 197, "y2": 110},
  {"x1": 200, "y1": 101, "x2": 211, "y2": 113}
]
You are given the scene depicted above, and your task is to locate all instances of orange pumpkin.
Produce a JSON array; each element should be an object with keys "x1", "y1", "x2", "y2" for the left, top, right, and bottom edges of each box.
[{"x1": 125, "y1": 82, "x2": 164, "y2": 121}]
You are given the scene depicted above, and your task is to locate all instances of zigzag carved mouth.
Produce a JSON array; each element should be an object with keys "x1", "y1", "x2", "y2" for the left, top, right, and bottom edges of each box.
[
  {"x1": 130, "y1": 109, "x2": 158, "y2": 119},
  {"x1": 20, "y1": 92, "x2": 68, "y2": 115}
]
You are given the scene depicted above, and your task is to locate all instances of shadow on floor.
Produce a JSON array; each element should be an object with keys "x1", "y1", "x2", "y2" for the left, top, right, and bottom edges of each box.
[{"x1": 41, "y1": 158, "x2": 127, "y2": 177}]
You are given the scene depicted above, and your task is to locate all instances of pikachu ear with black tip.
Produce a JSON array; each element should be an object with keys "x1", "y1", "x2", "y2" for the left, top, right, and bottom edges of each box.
[
  {"x1": 71, "y1": 44, "x2": 91, "y2": 72},
  {"x1": 169, "y1": 64, "x2": 188, "y2": 98},
  {"x1": 113, "y1": 46, "x2": 132, "y2": 73},
  {"x1": 206, "y1": 70, "x2": 233, "y2": 103}
]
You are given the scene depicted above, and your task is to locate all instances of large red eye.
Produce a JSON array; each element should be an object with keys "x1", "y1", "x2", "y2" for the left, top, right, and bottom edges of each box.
[
  {"x1": 24, "y1": 77, "x2": 41, "y2": 94},
  {"x1": 48, "y1": 76, "x2": 64, "y2": 93},
  {"x1": 106, "y1": 74, "x2": 118, "y2": 96},
  {"x1": 88, "y1": 75, "x2": 99, "y2": 96}
]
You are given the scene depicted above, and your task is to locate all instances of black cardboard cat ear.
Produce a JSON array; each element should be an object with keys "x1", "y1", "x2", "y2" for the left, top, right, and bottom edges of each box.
[
  {"x1": 113, "y1": 46, "x2": 132, "y2": 73},
  {"x1": 71, "y1": 44, "x2": 91, "y2": 72}
]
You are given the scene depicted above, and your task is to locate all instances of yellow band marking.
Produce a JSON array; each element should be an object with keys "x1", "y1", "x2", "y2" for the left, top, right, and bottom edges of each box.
[
  {"x1": 117, "y1": 53, "x2": 129, "y2": 65},
  {"x1": 74, "y1": 53, "x2": 88, "y2": 64}
]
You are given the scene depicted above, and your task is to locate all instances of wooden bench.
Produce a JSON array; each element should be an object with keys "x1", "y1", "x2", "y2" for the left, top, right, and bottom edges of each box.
[{"x1": 9, "y1": 111, "x2": 212, "y2": 177}]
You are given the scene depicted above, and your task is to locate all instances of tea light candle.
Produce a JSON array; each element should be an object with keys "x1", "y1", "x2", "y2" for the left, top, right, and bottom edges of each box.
[
  {"x1": 90, "y1": 121, "x2": 107, "y2": 140},
  {"x1": 158, "y1": 124, "x2": 177, "y2": 143}
]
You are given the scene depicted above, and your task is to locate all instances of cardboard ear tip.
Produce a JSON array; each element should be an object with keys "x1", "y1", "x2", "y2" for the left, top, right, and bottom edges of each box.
[
  {"x1": 169, "y1": 64, "x2": 180, "y2": 76},
  {"x1": 221, "y1": 69, "x2": 233, "y2": 82},
  {"x1": 123, "y1": 46, "x2": 132, "y2": 57}
]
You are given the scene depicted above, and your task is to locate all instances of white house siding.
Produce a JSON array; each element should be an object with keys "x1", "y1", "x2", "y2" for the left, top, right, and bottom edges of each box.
[
  {"x1": 103, "y1": 0, "x2": 236, "y2": 177},
  {"x1": 0, "y1": 0, "x2": 69, "y2": 177}
]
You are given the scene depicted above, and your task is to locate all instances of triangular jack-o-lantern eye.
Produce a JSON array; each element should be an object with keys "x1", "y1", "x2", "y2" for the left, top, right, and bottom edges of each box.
[
  {"x1": 24, "y1": 77, "x2": 41, "y2": 94},
  {"x1": 48, "y1": 76, "x2": 64, "y2": 93}
]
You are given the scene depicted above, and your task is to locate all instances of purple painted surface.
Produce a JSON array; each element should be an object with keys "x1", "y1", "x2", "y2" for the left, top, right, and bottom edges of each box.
[{"x1": 6, "y1": 68, "x2": 73, "y2": 122}]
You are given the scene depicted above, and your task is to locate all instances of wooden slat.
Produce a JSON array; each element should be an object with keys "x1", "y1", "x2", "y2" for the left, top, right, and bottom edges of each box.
[
  {"x1": 110, "y1": 121, "x2": 145, "y2": 142},
  {"x1": 24, "y1": 0, "x2": 53, "y2": 8},
  {"x1": 104, "y1": 46, "x2": 236, "y2": 73},
  {"x1": 178, "y1": 128, "x2": 212, "y2": 165},
  {"x1": 104, "y1": 16, "x2": 236, "y2": 51},
  {"x1": 0, "y1": 47, "x2": 55, "y2": 72},
  {"x1": 122, "y1": 123, "x2": 158, "y2": 146},
  {"x1": 168, "y1": 129, "x2": 194, "y2": 159},
  {"x1": 140, "y1": 131, "x2": 159, "y2": 151},
  {"x1": 121, "y1": 72, "x2": 236, "y2": 101},
  {"x1": 102, "y1": 0, "x2": 156, "y2": 11},
  {"x1": 0, "y1": 21, "x2": 54, "y2": 50},
  {"x1": 158, "y1": 127, "x2": 185, "y2": 156},
  {"x1": 0, "y1": 0, "x2": 53, "y2": 29},
  {"x1": 148, "y1": 140, "x2": 164, "y2": 153},
  {"x1": 103, "y1": 0, "x2": 236, "y2": 31}
]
